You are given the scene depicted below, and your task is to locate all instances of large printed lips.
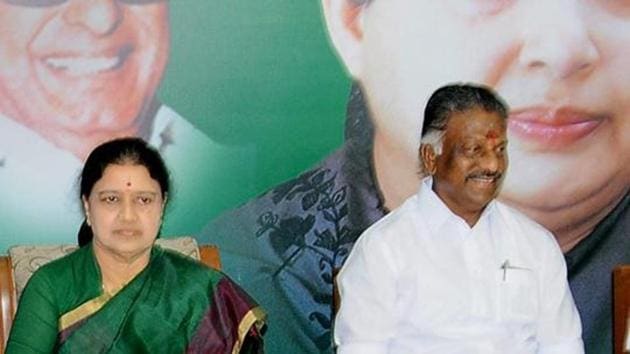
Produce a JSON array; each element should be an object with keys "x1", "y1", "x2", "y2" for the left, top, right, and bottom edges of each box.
[
  {"x1": 509, "y1": 107, "x2": 604, "y2": 149},
  {"x1": 37, "y1": 44, "x2": 133, "y2": 78}
]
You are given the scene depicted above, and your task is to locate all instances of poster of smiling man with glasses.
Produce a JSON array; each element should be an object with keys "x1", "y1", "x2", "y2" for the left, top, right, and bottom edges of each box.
[{"x1": 0, "y1": 0, "x2": 260, "y2": 246}]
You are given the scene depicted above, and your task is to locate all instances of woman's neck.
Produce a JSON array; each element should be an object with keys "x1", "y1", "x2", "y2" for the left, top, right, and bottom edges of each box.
[
  {"x1": 92, "y1": 244, "x2": 152, "y2": 294},
  {"x1": 503, "y1": 188, "x2": 627, "y2": 253}
]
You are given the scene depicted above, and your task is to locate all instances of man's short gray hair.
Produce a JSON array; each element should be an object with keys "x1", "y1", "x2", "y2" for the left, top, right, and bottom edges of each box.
[{"x1": 420, "y1": 128, "x2": 444, "y2": 156}]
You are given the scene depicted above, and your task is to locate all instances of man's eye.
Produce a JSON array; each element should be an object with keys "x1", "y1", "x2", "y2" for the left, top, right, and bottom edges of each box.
[{"x1": 464, "y1": 146, "x2": 480, "y2": 156}]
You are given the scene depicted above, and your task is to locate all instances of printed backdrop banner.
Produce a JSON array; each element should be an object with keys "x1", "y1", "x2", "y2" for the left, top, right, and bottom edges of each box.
[
  {"x1": 0, "y1": 1, "x2": 348, "y2": 247},
  {"x1": 0, "y1": 2, "x2": 627, "y2": 354}
]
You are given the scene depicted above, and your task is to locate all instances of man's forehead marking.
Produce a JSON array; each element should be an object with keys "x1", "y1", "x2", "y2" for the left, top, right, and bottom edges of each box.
[{"x1": 486, "y1": 130, "x2": 499, "y2": 140}]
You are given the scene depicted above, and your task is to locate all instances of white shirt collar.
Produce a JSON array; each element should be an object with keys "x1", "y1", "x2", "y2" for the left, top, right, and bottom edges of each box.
[{"x1": 417, "y1": 176, "x2": 497, "y2": 234}]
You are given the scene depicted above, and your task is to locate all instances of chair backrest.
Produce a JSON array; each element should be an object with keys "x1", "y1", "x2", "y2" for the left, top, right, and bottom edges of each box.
[
  {"x1": 614, "y1": 265, "x2": 630, "y2": 354},
  {"x1": 0, "y1": 237, "x2": 220, "y2": 352}
]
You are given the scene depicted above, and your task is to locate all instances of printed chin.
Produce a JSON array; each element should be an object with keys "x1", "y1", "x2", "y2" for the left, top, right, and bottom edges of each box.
[{"x1": 499, "y1": 175, "x2": 582, "y2": 212}]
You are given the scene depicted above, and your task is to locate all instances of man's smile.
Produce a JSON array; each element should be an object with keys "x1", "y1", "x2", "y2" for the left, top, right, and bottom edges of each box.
[{"x1": 40, "y1": 45, "x2": 133, "y2": 77}]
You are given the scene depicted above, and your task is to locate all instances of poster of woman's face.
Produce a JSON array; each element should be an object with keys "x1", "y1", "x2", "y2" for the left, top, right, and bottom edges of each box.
[{"x1": 325, "y1": 0, "x2": 629, "y2": 243}]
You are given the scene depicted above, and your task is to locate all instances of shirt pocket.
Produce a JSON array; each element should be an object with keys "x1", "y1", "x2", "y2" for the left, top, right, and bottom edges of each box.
[{"x1": 499, "y1": 267, "x2": 539, "y2": 322}]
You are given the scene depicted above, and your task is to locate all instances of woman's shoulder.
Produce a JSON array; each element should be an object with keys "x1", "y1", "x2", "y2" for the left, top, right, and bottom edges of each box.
[{"x1": 29, "y1": 245, "x2": 91, "y2": 280}]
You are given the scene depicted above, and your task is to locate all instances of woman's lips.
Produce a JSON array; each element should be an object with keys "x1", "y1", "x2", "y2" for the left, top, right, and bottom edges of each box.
[{"x1": 509, "y1": 107, "x2": 603, "y2": 149}]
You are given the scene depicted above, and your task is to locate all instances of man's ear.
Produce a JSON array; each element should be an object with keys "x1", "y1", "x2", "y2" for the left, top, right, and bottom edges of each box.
[
  {"x1": 419, "y1": 144, "x2": 437, "y2": 175},
  {"x1": 321, "y1": 0, "x2": 367, "y2": 78}
]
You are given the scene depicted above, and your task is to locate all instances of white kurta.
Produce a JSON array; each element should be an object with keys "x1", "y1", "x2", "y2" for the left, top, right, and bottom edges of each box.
[{"x1": 335, "y1": 177, "x2": 584, "y2": 354}]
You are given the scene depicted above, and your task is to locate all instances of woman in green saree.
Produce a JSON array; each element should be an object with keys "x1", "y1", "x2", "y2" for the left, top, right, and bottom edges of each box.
[{"x1": 6, "y1": 137, "x2": 265, "y2": 353}]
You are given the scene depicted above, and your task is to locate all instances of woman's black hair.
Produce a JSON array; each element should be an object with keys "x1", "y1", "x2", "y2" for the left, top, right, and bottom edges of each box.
[{"x1": 77, "y1": 137, "x2": 170, "y2": 246}]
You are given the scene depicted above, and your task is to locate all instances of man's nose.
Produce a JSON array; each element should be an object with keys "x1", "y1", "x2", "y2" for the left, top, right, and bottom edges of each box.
[
  {"x1": 516, "y1": 0, "x2": 599, "y2": 81},
  {"x1": 479, "y1": 150, "x2": 502, "y2": 173},
  {"x1": 62, "y1": 0, "x2": 123, "y2": 37}
]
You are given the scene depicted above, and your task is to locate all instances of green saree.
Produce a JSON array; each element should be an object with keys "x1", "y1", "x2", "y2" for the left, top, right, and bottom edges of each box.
[{"x1": 6, "y1": 244, "x2": 265, "y2": 353}]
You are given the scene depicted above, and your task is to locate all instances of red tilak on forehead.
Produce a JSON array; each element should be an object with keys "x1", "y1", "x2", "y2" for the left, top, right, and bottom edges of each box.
[
  {"x1": 126, "y1": 182, "x2": 132, "y2": 187},
  {"x1": 486, "y1": 130, "x2": 499, "y2": 140}
]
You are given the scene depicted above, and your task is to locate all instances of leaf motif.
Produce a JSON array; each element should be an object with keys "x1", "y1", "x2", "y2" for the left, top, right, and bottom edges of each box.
[
  {"x1": 336, "y1": 247, "x2": 349, "y2": 260},
  {"x1": 338, "y1": 227, "x2": 359, "y2": 245},
  {"x1": 313, "y1": 230, "x2": 335, "y2": 251},
  {"x1": 332, "y1": 186, "x2": 347, "y2": 205},
  {"x1": 285, "y1": 183, "x2": 313, "y2": 201},
  {"x1": 310, "y1": 169, "x2": 327, "y2": 186},
  {"x1": 270, "y1": 179, "x2": 301, "y2": 203},
  {"x1": 301, "y1": 190, "x2": 319, "y2": 211},
  {"x1": 318, "y1": 195, "x2": 333, "y2": 210},
  {"x1": 299, "y1": 214, "x2": 316, "y2": 236},
  {"x1": 272, "y1": 169, "x2": 319, "y2": 203},
  {"x1": 268, "y1": 228, "x2": 293, "y2": 256},
  {"x1": 255, "y1": 227, "x2": 268, "y2": 238},
  {"x1": 338, "y1": 204, "x2": 348, "y2": 219},
  {"x1": 322, "y1": 209, "x2": 336, "y2": 223},
  {"x1": 320, "y1": 177, "x2": 335, "y2": 194}
]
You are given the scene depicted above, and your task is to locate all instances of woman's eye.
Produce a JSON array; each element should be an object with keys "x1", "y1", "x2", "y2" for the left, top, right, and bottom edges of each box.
[
  {"x1": 137, "y1": 196, "x2": 153, "y2": 205},
  {"x1": 105, "y1": 196, "x2": 118, "y2": 203}
]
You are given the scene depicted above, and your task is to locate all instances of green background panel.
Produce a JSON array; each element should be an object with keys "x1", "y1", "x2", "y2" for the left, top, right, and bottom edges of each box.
[{"x1": 161, "y1": 0, "x2": 350, "y2": 204}]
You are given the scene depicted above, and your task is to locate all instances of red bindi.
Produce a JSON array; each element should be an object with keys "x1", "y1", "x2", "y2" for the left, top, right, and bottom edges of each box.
[
  {"x1": 486, "y1": 130, "x2": 498, "y2": 140},
  {"x1": 126, "y1": 182, "x2": 132, "y2": 187}
]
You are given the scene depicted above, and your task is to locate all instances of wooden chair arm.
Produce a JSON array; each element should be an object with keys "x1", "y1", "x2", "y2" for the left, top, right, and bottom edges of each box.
[
  {"x1": 0, "y1": 256, "x2": 16, "y2": 354},
  {"x1": 614, "y1": 265, "x2": 630, "y2": 354},
  {"x1": 199, "y1": 244, "x2": 221, "y2": 270}
]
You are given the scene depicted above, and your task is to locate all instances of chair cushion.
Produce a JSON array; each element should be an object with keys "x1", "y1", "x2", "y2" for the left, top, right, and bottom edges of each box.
[{"x1": 8, "y1": 237, "x2": 200, "y2": 299}]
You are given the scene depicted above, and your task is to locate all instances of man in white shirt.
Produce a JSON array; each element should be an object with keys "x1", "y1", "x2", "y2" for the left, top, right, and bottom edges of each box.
[{"x1": 334, "y1": 83, "x2": 584, "y2": 354}]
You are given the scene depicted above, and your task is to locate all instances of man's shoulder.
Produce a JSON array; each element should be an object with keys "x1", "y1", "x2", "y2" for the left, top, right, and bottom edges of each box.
[
  {"x1": 353, "y1": 195, "x2": 420, "y2": 246},
  {"x1": 493, "y1": 200, "x2": 557, "y2": 244}
]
